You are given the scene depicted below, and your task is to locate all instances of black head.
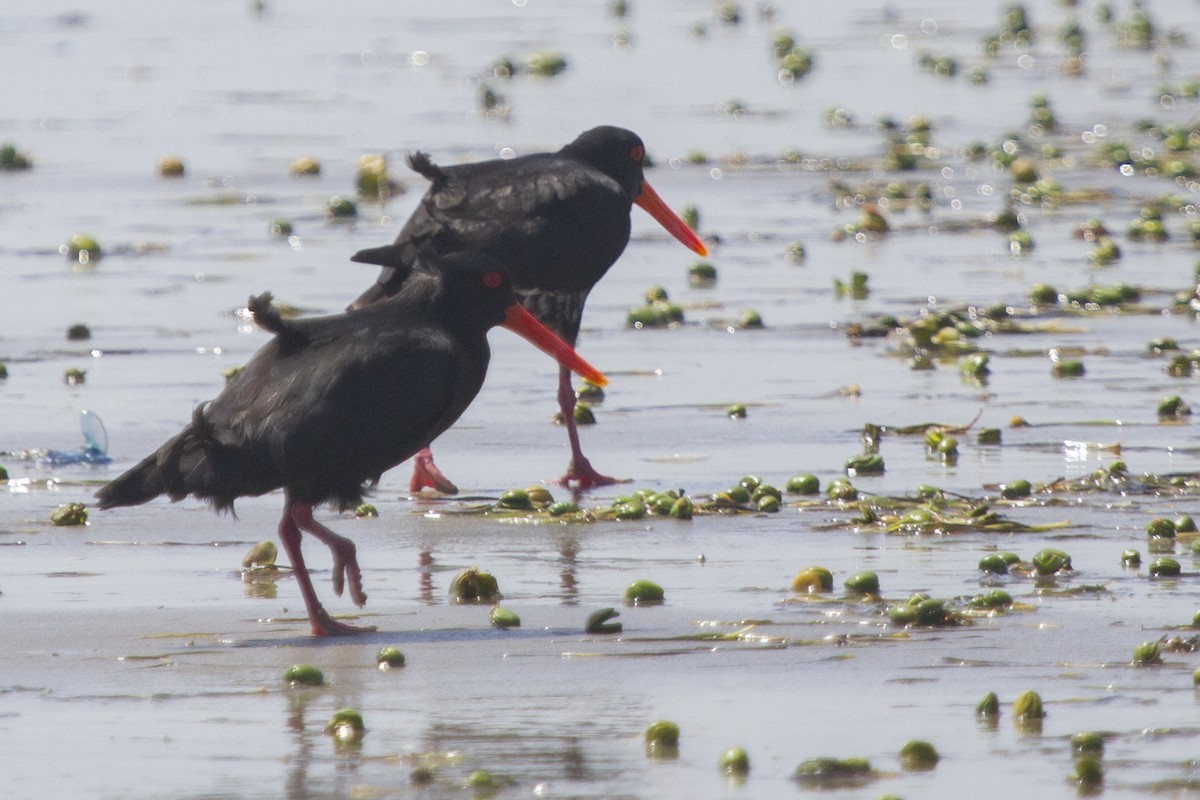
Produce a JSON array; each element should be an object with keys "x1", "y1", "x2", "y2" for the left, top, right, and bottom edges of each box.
[
  {"x1": 559, "y1": 126, "x2": 647, "y2": 199},
  {"x1": 409, "y1": 250, "x2": 519, "y2": 332}
]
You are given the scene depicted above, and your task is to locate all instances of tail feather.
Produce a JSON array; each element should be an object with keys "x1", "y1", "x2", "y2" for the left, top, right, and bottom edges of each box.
[
  {"x1": 95, "y1": 404, "x2": 239, "y2": 513},
  {"x1": 405, "y1": 151, "x2": 444, "y2": 184}
]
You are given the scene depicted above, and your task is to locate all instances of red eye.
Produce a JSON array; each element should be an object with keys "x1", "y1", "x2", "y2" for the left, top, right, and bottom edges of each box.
[
  {"x1": 483, "y1": 271, "x2": 502, "y2": 289},
  {"x1": 630, "y1": 145, "x2": 645, "y2": 162}
]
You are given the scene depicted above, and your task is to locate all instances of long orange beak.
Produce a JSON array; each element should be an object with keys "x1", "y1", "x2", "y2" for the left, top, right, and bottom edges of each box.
[
  {"x1": 502, "y1": 303, "x2": 609, "y2": 387},
  {"x1": 634, "y1": 181, "x2": 708, "y2": 256}
]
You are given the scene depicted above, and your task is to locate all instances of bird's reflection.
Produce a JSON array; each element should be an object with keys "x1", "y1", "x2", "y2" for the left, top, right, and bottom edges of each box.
[{"x1": 557, "y1": 534, "x2": 579, "y2": 606}]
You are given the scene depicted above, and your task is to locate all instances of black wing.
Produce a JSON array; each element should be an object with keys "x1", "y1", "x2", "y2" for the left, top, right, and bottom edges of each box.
[{"x1": 351, "y1": 152, "x2": 633, "y2": 296}]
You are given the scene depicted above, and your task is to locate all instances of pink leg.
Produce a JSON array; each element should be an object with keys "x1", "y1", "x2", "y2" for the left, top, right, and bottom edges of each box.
[
  {"x1": 290, "y1": 503, "x2": 368, "y2": 607},
  {"x1": 278, "y1": 501, "x2": 375, "y2": 636},
  {"x1": 408, "y1": 447, "x2": 459, "y2": 494},
  {"x1": 553, "y1": 366, "x2": 623, "y2": 490}
]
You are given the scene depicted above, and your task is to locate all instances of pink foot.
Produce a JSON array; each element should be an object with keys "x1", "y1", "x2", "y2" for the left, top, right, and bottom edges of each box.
[
  {"x1": 408, "y1": 448, "x2": 459, "y2": 494},
  {"x1": 309, "y1": 607, "x2": 377, "y2": 637},
  {"x1": 279, "y1": 500, "x2": 376, "y2": 637},
  {"x1": 554, "y1": 456, "x2": 628, "y2": 491}
]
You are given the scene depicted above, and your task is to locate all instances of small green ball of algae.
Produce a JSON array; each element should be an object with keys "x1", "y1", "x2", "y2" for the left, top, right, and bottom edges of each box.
[
  {"x1": 1149, "y1": 557, "x2": 1181, "y2": 577},
  {"x1": 844, "y1": 571, "x2": 880, "y2": 595},
  {"x1": 497, "y1": 488, "x2": 533, "y2": 510},
  {"x1": 524, "y1": 485, "x2": 553, "y2": 505},
  {"x1": 354, "y1": 503, "x2": 378, "y2": 518},
  {"x1": 724, "y1": 485, "x2": 751, "y2": 504},
  {"x1": 668, "y1": 496, "x2": 694, "y2": 520},
  {"x1": 898, "y1": 739, "x2": 939, "y2": 770},
  {"x1": 999, "y1": 479, "x2": 1032, "y2": 499},
  {"x1": 889, "y1": 604, "x2": 919, "y2": 626},
  {"x1": 325, "y1": 195, "x2": 357, "y2": 219},
  {"x1": 1132, "y1": 641, "x2": 1162, "y2": 666},
  {"x1": 376, "y1": 646, "x2": 406, "y2": 669},
  {"x1": 241, "y1": 540, "x2": 277, "y2": 569},
  {"x1": 466, "y1": 770, "x2": 498, "y2": 789},
  {"x1": 756, "y1": 494, "x2": 780, "y2": 513},
  {"x1": 752, "y1": 483, "x2": 781, "y2": 502},
  {"x1": 288, "y1": 155, "x2": 321, "y2": 176},
  {"x1": 489, "y1": 606, "x2": 521, "y2": 629},
  {"x1": 976, "y1": 691, "x2": 1000, "y2": 718},
  {"x1": 156, "y1": 154, "x2": 185, "y2": 177},
  {"x1": 449, "y1": 567, "x2": 501, "y2": 602},
  {"x1": 324, "y1": 708, "x2": 365, "y2": 742},
  {"x1": 1032, "y1": 548, "x2": 1071, "y2": 576},
  {"x1": 738, "y1": 309, "x2": 764, "y2": 329},
  {"x1": 624, "y1": 579, "x2": 665, "y2": 605},
  {"x1": 977, "y1": 427, "x2": 1002, "y2": 444},
  {"x1": 548, "y1": 500, "x2": 580, "y2": 517},
  {"x1": 644, "y1": 720, "x2": 679, "y2": 748},
  {"x1": 1052, "y1": 359, "x2": 1085, "y2": 378},
  {"x1": 793, "y1": 757, "x2": 872, "y2": 786},
  {"x1": 719, "y1": 746, "x2": 750, "y2": 775},
  {"x1": 585, "y1": 607, "x2": 622, "y2": 634},
  {"x1": 51, "y1": 502, "x2": 88, "y2": 526},
  {"x1": 614, "y1": 500, "x2": 647, "y2": 520},
  {"x1": 688, "y1": 260, "x2": 717, "y2": 286},
  {"x1": 282, "y1": 663, "x2": 324, "y2": 687},
  {"x1": 786, "y1": 473, "x2": 820, "y2": 495},
  {"x1": 1071, "y1": 731, "x2": 1105, "y2": 756},
  {"x1": 1122, "y1": 549, "x2": 1141, "y2": 567},
  {"x1": 1147, "y1": 517, "x2": 1177, "y2": 538},
  {"x1": 825, "y1": 478, "x2": 858, "y2": 501},
  {"x1": 63, "y1": 233, "x2": 101, "y2": 261},
  {"x1": 792, "y1": 566, "x2": 834, "y2": 593},
  {"x1": 572, "y1": 402, "x2": 596, "y2": 425},
  {"x1": 978, "y1": 553, "x2": 1010, "y2": 574},
  {"x1": 1013, "y1": 690, "x2": 1045, "y2": 719}
]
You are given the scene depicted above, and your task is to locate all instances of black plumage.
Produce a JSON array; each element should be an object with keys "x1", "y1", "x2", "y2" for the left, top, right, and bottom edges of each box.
[
  {"x1": 348, "y1": 126, "x2": 706, "y2": 490},
  {"x1": 96, "y1": 251, "x2": 606, "y2": 635}
]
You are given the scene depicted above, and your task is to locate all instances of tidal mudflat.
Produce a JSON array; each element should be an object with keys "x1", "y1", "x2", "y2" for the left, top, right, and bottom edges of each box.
[{"x1": 5, "y1": 1, "x2": 1200, "y2": 797}]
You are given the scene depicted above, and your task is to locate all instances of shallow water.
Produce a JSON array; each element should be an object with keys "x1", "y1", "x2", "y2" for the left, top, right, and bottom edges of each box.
[{"x1": 6, "y1": 0, "x2": 1200, "y2": 797}]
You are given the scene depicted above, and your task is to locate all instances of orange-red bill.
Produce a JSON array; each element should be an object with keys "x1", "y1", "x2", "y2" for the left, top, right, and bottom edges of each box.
[
  {"x1": 634, "y1": 180, "x2": 708, "y2": 256},
  {"x1": 502, "y1": 303, "x2": 609, "y2": 387}
]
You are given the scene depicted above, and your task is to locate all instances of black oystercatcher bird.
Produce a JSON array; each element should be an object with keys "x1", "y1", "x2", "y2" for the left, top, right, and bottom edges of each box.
[
  {"x1": 95, "y1": 251, "x2": 607, "y2": 636},
  {"x1": 348, "y1": 126, "x2": 707, "y2": 492}
]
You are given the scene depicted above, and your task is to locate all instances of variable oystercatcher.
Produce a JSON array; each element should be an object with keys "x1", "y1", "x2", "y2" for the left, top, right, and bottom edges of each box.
[
  {"x1": 96, "y1": 251, "x2": 607, "y2": 636},
  {"x1": 348, "y1": 126, "x2": 706, "y2": 492}
]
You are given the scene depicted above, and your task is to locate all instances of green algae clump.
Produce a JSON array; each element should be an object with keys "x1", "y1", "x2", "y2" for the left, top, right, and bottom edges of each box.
[
  {"x1": 898, "y1": 739, "x2": 939, "y2": 770},
  {"x1": 719, "y1": 746, "x2": 750, "y2": 775},
  {"x1": 376, "y1": 646, "x2": 406, "y2": 669},
  {"x1": 51, "y1": 502, "x2": 88, "y2": 526},
  {"x1": 449, "y1": 567, "x2": 501, "y2": 603},
  {"x1": 282, "y1": 663, "x2": 324, "y2": 687},
  {"x1": 791, "y1": 566, "x2": 834, "y2": 593},
  {"x1": 624, "y1": 579, "x2": 665, "y2": 605}
]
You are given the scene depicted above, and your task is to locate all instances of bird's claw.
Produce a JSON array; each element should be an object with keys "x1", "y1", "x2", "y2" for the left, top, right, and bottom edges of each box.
[
  {"x1": 310, "y1": 607, "x2": 376, "y2": 636},
  {"x1": 409, "y1": 449, "x2": 459, "y2": 494},
  {"x1": 554, "y1": 458, "x2": 628, "y2": 491},
  {"x1": 330, "y1": 550, "x2": 368, "y2": 607}
]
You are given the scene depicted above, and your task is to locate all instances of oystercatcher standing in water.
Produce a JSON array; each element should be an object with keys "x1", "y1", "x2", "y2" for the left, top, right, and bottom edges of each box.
[
  {"x1": 96, "y1": 251, "x2": 607, "y2": 636},
  {"x1": 349, "y1": 126, "x2": 707, "y2": 492}
]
